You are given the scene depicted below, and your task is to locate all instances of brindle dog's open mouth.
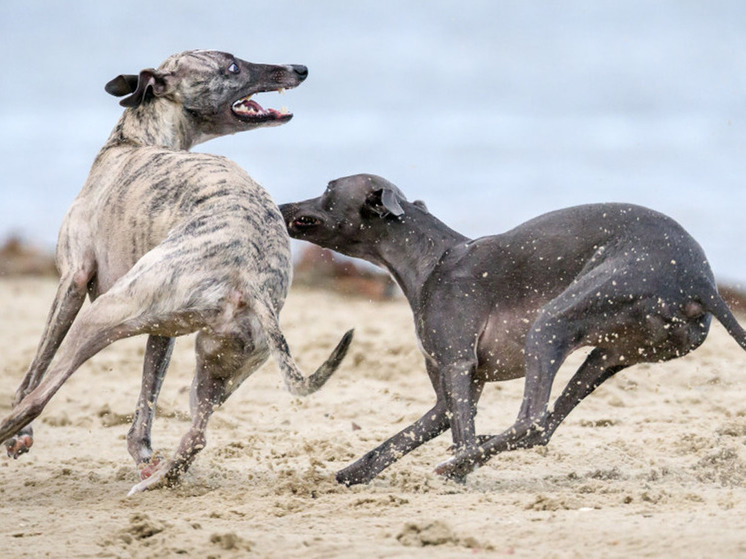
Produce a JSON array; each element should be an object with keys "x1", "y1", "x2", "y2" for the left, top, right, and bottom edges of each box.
[{"x1": 232, "y1": 89, "x2": 292, "y2": 123}]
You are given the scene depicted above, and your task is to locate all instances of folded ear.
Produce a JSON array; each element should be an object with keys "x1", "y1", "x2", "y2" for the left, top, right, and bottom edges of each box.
[
  {"x1": 367, "y1": 187, "x2": 406, "y2": 217},
  {"x1": 381, "y1": 188, "x2": 405, "y2": 216},
  {"x1": 104, "y1": 69, "x2": 167, "y2": 108},
  {"x1": 104, "y1": 74, "x2": 139, "y2": 97}
]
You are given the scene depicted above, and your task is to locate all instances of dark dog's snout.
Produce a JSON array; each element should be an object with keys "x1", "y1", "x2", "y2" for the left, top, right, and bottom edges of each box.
[
  {"x1": 291, "y1": 65, "x2": 309, "y2": 80},
  {"x1": 278, "y1": 202, "x2": 295, "y2": 223},
  {"x1": 279, "y1": 203, "x2": 323, "y2": 237}
]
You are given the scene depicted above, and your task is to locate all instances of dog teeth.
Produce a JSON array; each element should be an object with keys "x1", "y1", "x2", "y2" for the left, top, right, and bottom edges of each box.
[
  {"x1": 233, "y1": 95, "x2": 252, "y2": 105},
  {"x1": 233, "y1": 97, "x2": 265, "y2": 116},
  {"x1": 278, "y1": 88, "x2": 286, "y2": 95},
  {"x1": 232, "y1": 96, "x2": 290, "y2": 118}
]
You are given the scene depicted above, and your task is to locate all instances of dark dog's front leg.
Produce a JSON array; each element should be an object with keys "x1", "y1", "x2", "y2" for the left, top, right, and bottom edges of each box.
[
  {"x1": 336, "y1": 401, "x2": 449, "y2": 486},
  {"x1": 439, "y1": 361, "x2": 480, "y2": 451},
  {"x1": 435, "y1": 360, "x2": 484, "y2": 482}
]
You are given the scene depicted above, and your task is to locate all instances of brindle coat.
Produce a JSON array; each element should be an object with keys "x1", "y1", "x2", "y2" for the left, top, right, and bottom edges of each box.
[{"x1": 1, "y1": 50, "x2": 352, "y2": 494}]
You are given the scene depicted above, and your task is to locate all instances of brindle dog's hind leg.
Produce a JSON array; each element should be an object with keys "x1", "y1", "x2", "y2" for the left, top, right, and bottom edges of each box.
[
  {"x1": 5, "y1": 262, "x2": 94, "y2": 457},
  {"x1": 129, "y1": 326, "x2": 270, "y2": 494},
  {"x1": 0, "y1": 286, "x2": 157, "y2": 449},
  {"x1": 127, "y1": 335, "x2": 175, "y2": 469}
]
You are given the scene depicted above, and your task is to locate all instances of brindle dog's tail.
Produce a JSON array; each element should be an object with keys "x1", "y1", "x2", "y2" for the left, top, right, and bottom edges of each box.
[{"x1": 250, "y1": 294, "x2": 353, "y2": 396}]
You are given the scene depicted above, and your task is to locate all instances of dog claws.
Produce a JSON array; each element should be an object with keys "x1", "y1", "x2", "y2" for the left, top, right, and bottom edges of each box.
[
  {"x1": 128, "y1": 459, "x2": 173, "y2": 496},
  {"x1": 446, "y1": 435, "x2": 492, "y2": 455},
  {"x1": 138, "y1": 454, "x2": 164, "y2": 480},
  {"x1": 4, "y1": 434, "x2": 33, "y2": 459},
  {"x1": 127, "y1": 482, "x2": 145, "y2": 497},
  {"x1": 127, "y1": 478, "x2": 161, "y2": 496},
  {"x1": 335, "y1": 468, "x2": 368, "y2": 487},
  {"x1": 434, "y1": 455, "x2": 476, "y2": 483},
  {"x1": 433, "y1": 458, "x2": 455, "y2": 477}
]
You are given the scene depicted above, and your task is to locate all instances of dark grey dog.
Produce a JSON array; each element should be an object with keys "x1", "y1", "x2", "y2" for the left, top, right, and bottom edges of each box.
[
  {"x1": 1, "y1": 50, "x2": 352, "y2": 495},
  {"x1": 280, "y1": 173, "x2": 746, "y2": 485}
]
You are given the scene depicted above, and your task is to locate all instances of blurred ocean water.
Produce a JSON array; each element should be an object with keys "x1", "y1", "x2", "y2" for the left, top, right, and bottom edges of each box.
[{"x1": 1, "y1": 1, "x2": 744, "y2": 281}]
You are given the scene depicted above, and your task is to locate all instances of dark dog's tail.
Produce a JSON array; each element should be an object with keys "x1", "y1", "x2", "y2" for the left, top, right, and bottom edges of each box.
[
  {"x1": 251, "y1": 294, "x2": 353, "y2": 396},
  {"x1": 702, "y1": 291, "x2": 746, "y2": 352}
]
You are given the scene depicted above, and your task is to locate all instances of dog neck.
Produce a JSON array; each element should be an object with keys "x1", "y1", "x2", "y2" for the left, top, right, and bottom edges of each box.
[
  {"x1": 105, "y1": 101, "x2": 197, "y2": 151},
  {"x1": 366, "y1": 210, "x2": 469, "y2": 306}
]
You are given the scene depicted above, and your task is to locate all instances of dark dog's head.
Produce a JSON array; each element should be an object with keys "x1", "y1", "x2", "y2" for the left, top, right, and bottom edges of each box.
[
  {"x1": 105, "y1": 50, "x2": 307, "y2": 143},
  {"x1": 280, "y1": 174, "x2": 426, "y2": 260}
]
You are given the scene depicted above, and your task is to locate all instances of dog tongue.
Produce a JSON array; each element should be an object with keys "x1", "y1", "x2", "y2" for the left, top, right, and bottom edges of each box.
[{"x1": 233, "y1": 98, "x2": 265, "y2": 116}]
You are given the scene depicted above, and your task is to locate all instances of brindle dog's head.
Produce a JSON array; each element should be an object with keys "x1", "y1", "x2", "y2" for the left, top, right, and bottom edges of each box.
[{"x1": 105, "y1": 50, "x2": 307, "y2": 144}]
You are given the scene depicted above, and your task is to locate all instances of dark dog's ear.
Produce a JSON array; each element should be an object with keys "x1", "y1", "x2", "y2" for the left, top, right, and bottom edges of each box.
[
  {"x1": 412, "y1": 199, "x2": 428, "y2": 212},
  {"x1": 104, "y1": 69, "x2": 167, "y2": 108},
  {"x1": 366, "y1": 188, "x2": 405, "y2": 217}
]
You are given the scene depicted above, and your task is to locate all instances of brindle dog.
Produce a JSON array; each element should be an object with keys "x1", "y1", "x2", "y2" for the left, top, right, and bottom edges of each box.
[{"x1": 1, "y1": 50, "x2": 352, "y2": 495}]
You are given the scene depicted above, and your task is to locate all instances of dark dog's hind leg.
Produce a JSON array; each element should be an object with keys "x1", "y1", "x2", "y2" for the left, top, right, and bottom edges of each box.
[
  {"x1": 510, "y1": 347, "x2": 628, "y2": 448},
  {"x1": 436, "y1": 289, "x2": 713, "y2": 479},
  {"x1": 436, "y1": 348, "x2": 629, "y2": 479}
]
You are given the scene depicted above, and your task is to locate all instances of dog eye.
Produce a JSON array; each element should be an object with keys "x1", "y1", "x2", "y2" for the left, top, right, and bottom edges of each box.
[{"x1": 228, "y1": 62, "x2": 240, "y2": 74}]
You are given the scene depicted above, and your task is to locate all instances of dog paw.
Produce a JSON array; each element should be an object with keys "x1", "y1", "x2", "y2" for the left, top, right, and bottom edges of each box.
[
  {"x1": 336, "y1": 465, "x2": 373, "y2": 487},
  {"x1": 446, "y1": 435, "x2": 492, "y2": 455},
  {"x1": 128, "y1": 460, "x2": 172, "y2": 496},
  {"x1": 138, "y1": 454, "x2": 164, "y2": 480},
  {"x1": 434, "y1": 456, "x2": 475, "y2": 483},
  {"x1": 4, "y1": 433, "x2": 33, "y2": 459}
]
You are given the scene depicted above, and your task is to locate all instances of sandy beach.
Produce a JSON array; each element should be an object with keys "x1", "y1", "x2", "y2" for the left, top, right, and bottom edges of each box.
[{"x1": 1, "y1": 276, "x2": 746, "y2": 558}]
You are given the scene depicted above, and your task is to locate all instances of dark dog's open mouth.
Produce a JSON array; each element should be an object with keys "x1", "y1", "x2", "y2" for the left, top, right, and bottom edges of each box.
[{"x1": 232, "y1": 92, "x2": 292, "y2": 123}]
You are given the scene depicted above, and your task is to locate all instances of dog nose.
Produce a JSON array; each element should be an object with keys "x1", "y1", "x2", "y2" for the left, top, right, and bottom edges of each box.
[{"x1": 292, "y1": 65, "x2": 309, "y2": 80}]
